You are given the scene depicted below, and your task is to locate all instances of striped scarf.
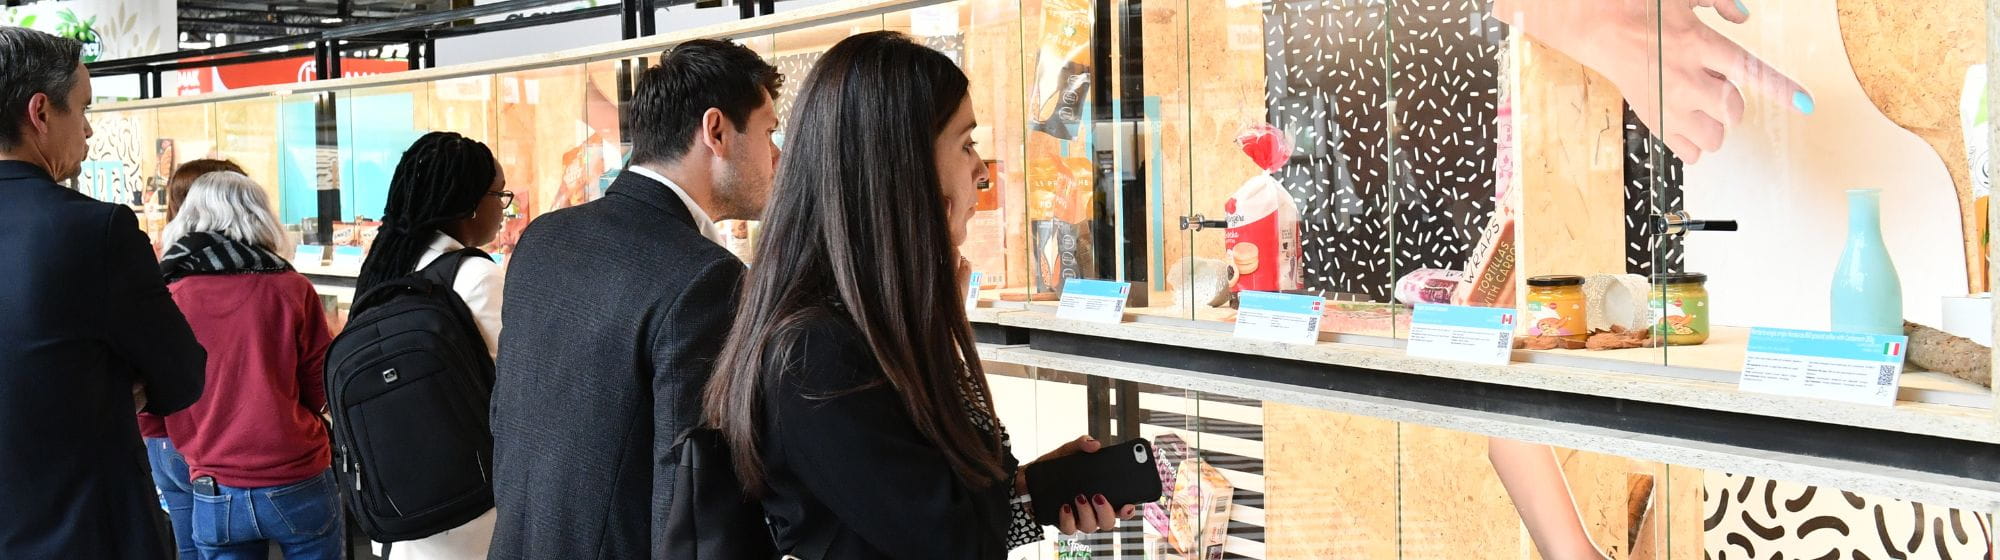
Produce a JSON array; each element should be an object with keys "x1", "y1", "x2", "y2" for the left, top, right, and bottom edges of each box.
[{"x1": 160, "y1": 231, "x2": 292, "y2": 284}]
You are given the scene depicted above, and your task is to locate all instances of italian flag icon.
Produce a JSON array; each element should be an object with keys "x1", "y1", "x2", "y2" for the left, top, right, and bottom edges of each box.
[{"x1": 1884, "y1": 342, "x2": 1903, "y2": 357}]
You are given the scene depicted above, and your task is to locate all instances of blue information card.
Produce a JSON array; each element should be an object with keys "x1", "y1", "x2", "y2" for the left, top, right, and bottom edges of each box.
[
  {"x1": 1406, "y1": 304, "x2": 1517, "y2": 365},
  {"x1": 1233, "y1": 291, "x2": 1324, "y2": 344},
  {"x1": 1056, "y1": 279, "x2": 1130, "y2": 324},
  {"x1": 1740, "y1": 327, "x2": 1909, "y2": 406}
]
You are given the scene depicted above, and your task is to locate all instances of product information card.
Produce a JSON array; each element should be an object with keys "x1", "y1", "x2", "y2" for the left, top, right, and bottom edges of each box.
[
  {"x1": 1056, "y1": 279, "x2": 1131, "y2": 324},
  {"x1": 1233, "y1": 291, "x2": 1324, "y2": 344},
  {"x1": 964, "y1": 272, "x2": 983, "y2": 311},
  {"x1": 1740, "y1": 327, "x2": 1908, "y2": 406},
  {"x1": 1406, "y1": 304, "x2": 1517, "y2": 365}
]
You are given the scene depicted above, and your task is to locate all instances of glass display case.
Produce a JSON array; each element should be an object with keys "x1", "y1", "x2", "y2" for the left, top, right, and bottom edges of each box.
[
  {"x1": 79, "y1": 0, "x2": 2000, "y2": 556},
  {"x1": 985, "y1": 362, "x2": 1995, "y2": 559}
]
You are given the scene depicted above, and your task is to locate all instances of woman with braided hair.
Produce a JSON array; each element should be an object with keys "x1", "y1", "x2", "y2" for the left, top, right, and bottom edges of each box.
[{"x1": 356, "y1": 130, "x2": 509, "y2": 560}]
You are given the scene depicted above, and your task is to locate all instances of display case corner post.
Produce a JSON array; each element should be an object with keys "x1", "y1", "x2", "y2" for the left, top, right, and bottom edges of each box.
[{"x1": 1989, "y1": 0, "x2": 2000, "y2": 420}]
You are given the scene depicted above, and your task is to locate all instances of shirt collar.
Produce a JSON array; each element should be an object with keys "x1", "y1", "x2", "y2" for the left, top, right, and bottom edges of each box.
[
  {"x1": 429, "y1": 233, "x2": 467, "y2": 254},
  {"x1": 625, "y1": 165, "x2": 725, "y2": 245}
]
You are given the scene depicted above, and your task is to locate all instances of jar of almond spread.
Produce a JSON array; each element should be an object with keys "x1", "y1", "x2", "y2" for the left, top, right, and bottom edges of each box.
[
  {"x1": 1526, "y1": 275, "x2": 1588, "y2": 342},
  {"x1": 1648, "y1": 272, "x2": 1710, "y2": 346}
]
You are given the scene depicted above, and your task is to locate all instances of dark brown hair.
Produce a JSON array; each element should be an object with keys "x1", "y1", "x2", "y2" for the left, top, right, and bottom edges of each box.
[
  {"x1": 164, "y1": 159, "x2": 245, "y2": 221},
  {"x1": 702, "y1": 31, "x2": 997, "y2": 494},
  {"x1": 626, "y1": 39, "x2": 783, "y2": 167}
]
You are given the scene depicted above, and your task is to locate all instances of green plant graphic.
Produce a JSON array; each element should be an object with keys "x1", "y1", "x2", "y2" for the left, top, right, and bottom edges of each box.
[{"x1": 52, "y1": 9, "x2": 100, "y2": 62}]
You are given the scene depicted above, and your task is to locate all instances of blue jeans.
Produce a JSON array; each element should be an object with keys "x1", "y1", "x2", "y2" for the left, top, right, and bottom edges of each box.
[
  {"x1": 145, "y1": 437, "x2": 197, "y2": 560},
  {"x1": 189, "y1": 469, "x2": 344, "y2": 560}
]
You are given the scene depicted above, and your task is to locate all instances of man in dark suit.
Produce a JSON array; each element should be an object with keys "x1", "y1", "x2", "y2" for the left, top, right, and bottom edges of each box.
[
  {"x1": 0, "y1": 27, "x2": 207, "y2": 559},
  {"x1": 489, "y1": 39, "x2": 781, "y2": 558}
]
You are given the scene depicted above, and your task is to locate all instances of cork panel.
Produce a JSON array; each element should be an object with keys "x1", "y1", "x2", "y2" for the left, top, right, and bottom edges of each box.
[
  {"x1": 154, "y1": 104, "x2": 217, "y2": 168},
  {"x1": 1510, "y1": 38, "x2": 1627, "y2": 285},
  {"x1": 1837, "y1": 0, "x2": 1987, "y2": 291},
  {"x1": 1546, "y1": 448, "x2": 1666, "y2": 560},
  {"x1": 493, "y1": 65, "x2": 589, "y2": 256},
  {"x1": 1142, "y1": 0, "x2": 1195, "y2": 310},
  {"x1": 1262, "y1": 402, "x2": 1396, "y2": 560},
  {"x1": 1399, "y1": 425, "x2": 1529, "y2": 560},
  {"x1": 1183, "y1": 0, "x2": 1267, "y2": 278},
  {"x1": 1662, "y1": 465, "x2": 1705, "y2": 560},
  {"x1": 964, "y1": 0, "x2": 1031, "y2": 289},
  {"x1": 214, "y1": 98, "x2": 285, "y2": 209},
  {"x1": 428, "y1": 75, "x2": 495, "y2": 144}
]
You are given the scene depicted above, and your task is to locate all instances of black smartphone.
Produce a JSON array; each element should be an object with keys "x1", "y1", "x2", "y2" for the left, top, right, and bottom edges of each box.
[
  {"x1": 1025, "y1": 438, "x2": 1164, "y2": 525},
  {"x1": 192, "y1": 476, "x2": 218, "y2": 497}
]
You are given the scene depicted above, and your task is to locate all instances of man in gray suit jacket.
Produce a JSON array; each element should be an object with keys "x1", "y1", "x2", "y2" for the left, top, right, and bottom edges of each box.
[{"x1": 488, "y1": 39, "x2": 781, "y2": 559}]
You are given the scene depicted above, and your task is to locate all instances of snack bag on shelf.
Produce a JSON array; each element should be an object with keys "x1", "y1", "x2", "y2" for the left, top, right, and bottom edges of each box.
[
  {"x1": 1455, "y1": 97, "x2": 1519, "y2": 308},
  {"x1": 1167, "y1": 458, "x2": 1233, "y2": 560},
  {"x1": 1223, "y1": 124, "x2": 1301, "y2": 295},
  {"x1": 1395, "y1": 268, "x2": 1465, "y2": 305},
  {"x1": 1028, "y1": 143, "x2": 1097, "y2": 292},
  {"x1": 1026, "y1": 0, "x2": 1093, "y2": 140},
  {"x1": 1142, "y1": 434, "x2": 1190, "y2": 541}
]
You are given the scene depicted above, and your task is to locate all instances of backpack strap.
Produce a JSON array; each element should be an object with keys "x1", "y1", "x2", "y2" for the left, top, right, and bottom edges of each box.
[{"x1": 416, "y1": 247, "x2": 491, "y2": 289}]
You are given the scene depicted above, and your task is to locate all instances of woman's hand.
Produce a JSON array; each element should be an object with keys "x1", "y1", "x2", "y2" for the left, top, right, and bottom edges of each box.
[
  {"x1": 1025, "y1": 436, "x2": 1141, "y2": 535},
  {"x1": 956, "y1": 255, "x2": 973, "y2": 301},
  {"x1": 1493, "y1": 0, "x2": 1810, "y2": 164}
]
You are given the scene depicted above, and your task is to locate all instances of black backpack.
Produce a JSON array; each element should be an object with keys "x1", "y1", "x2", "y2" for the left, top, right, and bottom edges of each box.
[
  {"x1": 325, "y1": 249, "x2": 496, "y2": 543},
  {"x1": 663, "y1": 428, "x2": 834, "y2": 559}
]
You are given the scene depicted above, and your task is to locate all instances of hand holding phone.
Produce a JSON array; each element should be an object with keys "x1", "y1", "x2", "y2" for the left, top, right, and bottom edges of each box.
[{"x1": 1025, "y1": 437, "x2": 1163, "y2": 528}]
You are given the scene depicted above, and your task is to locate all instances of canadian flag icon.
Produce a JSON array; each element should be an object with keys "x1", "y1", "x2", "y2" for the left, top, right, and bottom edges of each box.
[{"x1": 1500, "y1": 314, "x2": 1514, "y2": 326}]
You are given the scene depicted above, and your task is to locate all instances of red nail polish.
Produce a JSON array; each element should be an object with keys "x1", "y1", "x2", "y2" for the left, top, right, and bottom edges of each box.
[
  {"x1": 1061, "y1": 504, "x2": 1072, "y2": 515},
  {"x1": 1094, "y1": 495, "x2": 1108, "y2": 506}
]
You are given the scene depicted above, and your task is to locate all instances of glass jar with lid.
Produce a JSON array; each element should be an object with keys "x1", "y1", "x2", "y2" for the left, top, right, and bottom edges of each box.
[
  {"x1": 1526, "y1": 275, "x2": 1588, "y2": 342},
  {"x1": 1649, "y1": 273, "x2": 1710, "y2": 346}
]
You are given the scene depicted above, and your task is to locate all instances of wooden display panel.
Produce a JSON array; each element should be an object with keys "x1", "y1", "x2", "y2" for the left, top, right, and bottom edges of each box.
[
  {"x1": 1396, "y1": 424, "x2": 1524, "y2": 560},
  {"x1": 493, "y1": 65, "x2": 589, "y2": 257},
  {"x1": 1263, "y1": 402, "x2": 1396, "y2": 559},
  {"x1": 214, "y1": 98, "x2": 285, "y2": 210},
  {"x1": 1509, "y1": 38, "x2": 1629, "y2": 300},
  {"x1": 964, "y1": 0, "x2": 1031, "y2": 289},
  {"x1": 429, "y1": 75, "x2": 497, "y2": 144}
]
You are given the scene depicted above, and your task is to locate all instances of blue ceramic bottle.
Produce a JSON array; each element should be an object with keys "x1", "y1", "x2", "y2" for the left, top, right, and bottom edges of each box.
[{"x1": 1829, "y1": 188, "x2": 1904, "y2": 335}]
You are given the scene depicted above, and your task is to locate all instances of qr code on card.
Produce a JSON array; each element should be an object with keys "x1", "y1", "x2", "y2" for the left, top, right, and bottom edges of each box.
[{"x1": 1876, "y1": 364, "x2": 1897, "y2": 386}]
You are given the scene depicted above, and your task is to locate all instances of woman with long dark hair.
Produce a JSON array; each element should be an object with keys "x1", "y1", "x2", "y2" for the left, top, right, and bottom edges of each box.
[
  {"x1": 355, "y1": 131, "x2": 508, "y2": 559},
  {"x1": 703, "y1": 31, "x2": 1133, "y2": 559}
]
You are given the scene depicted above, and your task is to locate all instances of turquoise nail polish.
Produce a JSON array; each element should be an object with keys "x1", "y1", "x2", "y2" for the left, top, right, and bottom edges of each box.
[
  {"x1": 1792, "y1": 91, "x2": 1815, "y2": 115},
  {"x1": 1735, "y1": 0, "x2": 1749, "y2": 15}
]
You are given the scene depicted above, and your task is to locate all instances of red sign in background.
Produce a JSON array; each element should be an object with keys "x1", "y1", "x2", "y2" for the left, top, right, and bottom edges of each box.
[{"x1": 176, "y1": 55, "x2": 409, "y2": 96}]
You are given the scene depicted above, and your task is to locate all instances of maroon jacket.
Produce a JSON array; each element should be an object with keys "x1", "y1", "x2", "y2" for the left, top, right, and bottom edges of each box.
[{"x1": 165, "y1": 271, "x2": 333, "y2": 488}]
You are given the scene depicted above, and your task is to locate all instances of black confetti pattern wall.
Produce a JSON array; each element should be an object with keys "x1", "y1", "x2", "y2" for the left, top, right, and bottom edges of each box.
[{"x1": 1262, "y1": 0, "x2": 1683, "y2": 300}]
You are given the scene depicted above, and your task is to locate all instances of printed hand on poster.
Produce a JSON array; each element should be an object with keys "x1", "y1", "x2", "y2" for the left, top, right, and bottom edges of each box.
[{"x1": 1492, "y1": 0, "x2": 1812, "y2": 165}]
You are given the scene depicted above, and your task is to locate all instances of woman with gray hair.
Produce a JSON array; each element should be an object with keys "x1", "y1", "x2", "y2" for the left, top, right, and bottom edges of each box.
[{"x1": 157, "y1": 171, "x2": 342, "y2": 560}]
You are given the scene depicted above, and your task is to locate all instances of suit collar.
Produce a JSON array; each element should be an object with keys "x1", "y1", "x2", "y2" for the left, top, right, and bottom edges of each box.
[
  {"x1": 0, "y1": 160, "x2": 54, "y2": 183},
  {"x1": 606, "y1": 168, "x2": 698, "y2": 230}
]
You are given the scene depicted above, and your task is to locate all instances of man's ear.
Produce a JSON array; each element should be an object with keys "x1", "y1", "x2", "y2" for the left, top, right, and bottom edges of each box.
[
  {"x1": 23, "y1": 93, "x2": 52, "y2": 137},
  {"x1": 700, "y1": 108, "x2": 729, "y2": 158}
]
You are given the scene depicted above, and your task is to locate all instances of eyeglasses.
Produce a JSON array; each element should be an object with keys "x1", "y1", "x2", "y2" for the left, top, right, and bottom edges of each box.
[{"x1": 488, "y1": 190, "x2": 515, "y2": 208}]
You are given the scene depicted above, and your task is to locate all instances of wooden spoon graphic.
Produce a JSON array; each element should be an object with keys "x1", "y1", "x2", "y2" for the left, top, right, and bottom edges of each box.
[{"x1": 1837, "y1": 0, "x2": 1987, "y2": 292}]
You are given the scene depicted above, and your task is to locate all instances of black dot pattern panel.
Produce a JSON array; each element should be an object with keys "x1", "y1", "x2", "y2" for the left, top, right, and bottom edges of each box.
[
  {"x1": 1263, "y1": 0, "x2": 1394, "y2": 300},
  {"x1": 772, "y1": 51, "x2": 822, "y2": 125},
  {"x1": 1624, "y1": 107, "x2": 1687, "y2": 275},
  {"x1": 1263, "y1": 1, "x2": 1688, "y2": 299},
  {"x1": 1264, "y1": 0, "x2": 1504, "y2": 301}
]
